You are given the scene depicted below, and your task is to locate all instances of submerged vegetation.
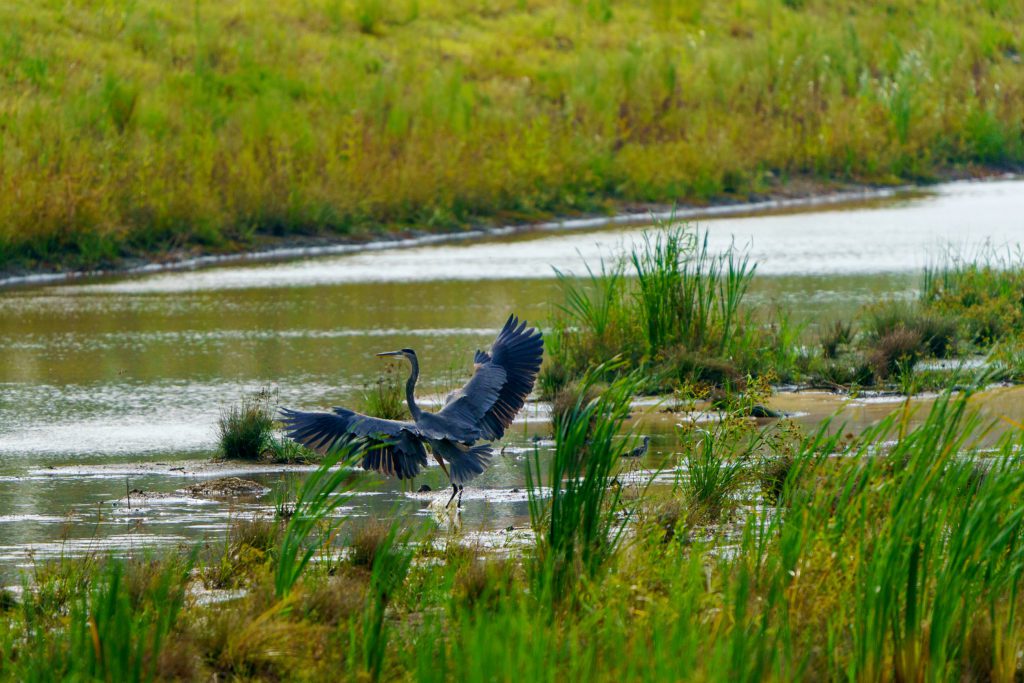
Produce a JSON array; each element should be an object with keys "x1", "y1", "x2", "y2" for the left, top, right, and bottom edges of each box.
[
  {"x1": 544, "y1": 223, "x2": 1024, "y2": 400},
  {"x1": 8, "y1": 379, "x2": 1024, "y2": 679},
  {"x1": 1, "y1": 1, "x2": 1023, "y2": 271}
]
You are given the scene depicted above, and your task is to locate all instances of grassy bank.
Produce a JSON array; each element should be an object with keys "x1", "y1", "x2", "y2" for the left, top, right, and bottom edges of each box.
[
  {"x1": 542, "y1": 226, "x2": 1024, "y2": 398},
  {"x1": 1, "y1": 1, "x2": 1022, "y2": 271},
  {"x1": 5, "y1": 382, "x2": 1024, "y2": 680}
]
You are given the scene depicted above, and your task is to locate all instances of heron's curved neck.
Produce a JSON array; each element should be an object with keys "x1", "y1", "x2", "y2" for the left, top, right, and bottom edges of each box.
[{"x1": 405, "y1": 355, "x2": 422, "y2": 420}]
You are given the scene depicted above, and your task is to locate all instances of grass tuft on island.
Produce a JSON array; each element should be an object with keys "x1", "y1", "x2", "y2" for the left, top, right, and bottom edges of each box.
[
  {"x1": 1, "y1": 1, "x2": 1022, "y2": 273},
  {"x1": 217, "y1": 388, "x2": 321, "y2": 464},
  {"x1": 542, "y1": 223, "x2": 1024, "y2": 401}
]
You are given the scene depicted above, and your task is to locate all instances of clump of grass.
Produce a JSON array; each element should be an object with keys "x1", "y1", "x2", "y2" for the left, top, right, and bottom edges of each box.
[
  {"x1": 349, "y1": 519, "x2": 392, "y2": 569},
  {"x1": 633, "y1": 228, "x2": 755, "y2": 357},
  {"x1": 360, "y1": 365, "x2": 409, "y2": 421},
  {"x1": 264, "y1": 435, "x2": 320, "y2": 464},
  {"x1": 819, "y1": 319, "x2": 854, "y2": 359},
  {"x1": 544, "y1": 223, "x2": 760, "y2": 395},
  {"x1": 204, "y1": 516, "x2": 280, "y2": 589},
  {"x1": 868, "y1": 327, "x2": 923, "y2": 380},
  {"x1": 219, "y1": 388, "x2": 319, "y2": 463},
  {"x1": 864, "y1": 300, "x2": 958, "y2": 359},
  {"x1": 218, "y1": 389, "x2": 275, "y2": 460},
  {"x1": 680, "y1": 429, "x2": 745, "y2": 522},
  {"x1": 527, "y1": 364, "x2": 639, "y2": 599},
  {"x1": 273, "y1": 476, "x2": 299, "y2": 520}
]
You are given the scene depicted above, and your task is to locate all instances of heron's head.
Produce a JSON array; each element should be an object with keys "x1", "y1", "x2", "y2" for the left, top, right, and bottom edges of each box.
[{"x1": 376, "y1": 348, "x2": 416, "y2": 361}]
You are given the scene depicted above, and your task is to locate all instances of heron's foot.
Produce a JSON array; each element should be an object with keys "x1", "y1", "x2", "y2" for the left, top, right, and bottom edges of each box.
[
  {"x1": 445, "y1": 484, "x2": 458, "y2": 509},
  {"x1": 456, "y1": 484, "x2": 465, "y2": 509}
]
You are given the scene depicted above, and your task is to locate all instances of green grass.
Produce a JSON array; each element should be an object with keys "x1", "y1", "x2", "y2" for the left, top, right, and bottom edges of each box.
[
  {"x1": 546, "y1": 225, "x2": 1024, "y2": 399},
  {"x1": 527, "y1": 365, "x2": 639, "y2": 599},
  {"x1": 218, "y1": 388, "x2": 321, "y2": 462},
  {"x1": 0, "y1": 0, "x2": 1022, "y2": 272},
  {"x1": 359, "y1": 365, "x2": 410, "y2": 421},
  {"x1": 217, "y1": 389, "x2": 275, "y2": 460},
  {"x1": 545, "y1": 222, "x2": 768, "y2": 395},
  {"x1": 10, "y1": 383, "x2": 1024, "y2": 679}
]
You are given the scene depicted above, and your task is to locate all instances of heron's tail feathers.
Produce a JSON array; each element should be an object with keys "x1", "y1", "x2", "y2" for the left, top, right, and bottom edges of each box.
[{"x1": 442, "y1": 442, "x2": 494, "y2": 485}]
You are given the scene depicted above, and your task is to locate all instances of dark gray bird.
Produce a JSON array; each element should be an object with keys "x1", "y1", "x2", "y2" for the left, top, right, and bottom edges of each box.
[
  {"x1": 623, "y1": 435, "x2": 650, "y2": 459},
  {"x1": 279, "y1": 315, "x2": 543, "y2": 508}
]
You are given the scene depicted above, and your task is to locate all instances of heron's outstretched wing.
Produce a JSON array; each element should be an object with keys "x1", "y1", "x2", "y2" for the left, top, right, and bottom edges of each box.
[
  {"x1": 439, "y1": 314, "x2": 544, "y2": 441},
  {"x1": 279, "y1": 407, "x2": 428, "y2": 480}
]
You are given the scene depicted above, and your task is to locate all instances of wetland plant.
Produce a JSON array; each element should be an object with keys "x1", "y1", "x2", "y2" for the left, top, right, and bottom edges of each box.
[
  {"x1": 819, "y1": 319, "x2": 855, "y2": 359},
  {"x1": 632, "y1": 225, "x2": 755, "y2": 357},
  {"x1": 527, "y1": 365, "x2": 639, "y2": 597},
  {"x1": 680, "y1": 428, "x2": 746, "y2": 522},
  {"x1": 359, "y1": 364, "x2": 409, "y2": 421},
  {"x1": 11, "y1": 388, "x2": 1024, "y2": 679},
  {"x1": 868, "y1": 326, "x2": 923, "y2": 380},
  {"x1": 219, "y1": 389, "x2": 320, "y2": 463},
  {"x1": 275, "y1": 444, "x2": 363, "y2": 597},
  {"x1": 544, "y1": 224, "x2": 759, "y2": 395},
  {"x1": 13, "y1": 554, "x2": 194, "y2": 682},
  {"x1": 203, "y1": 516, "x2": 280, "y2": 589},
  {"x1": 218, "y1": 389, "x2": 275, "y2": 460}
]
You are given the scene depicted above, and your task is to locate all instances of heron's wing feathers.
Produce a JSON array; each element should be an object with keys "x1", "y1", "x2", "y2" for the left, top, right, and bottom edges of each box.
[
  {"x1": 439, "y1": 314, "x2": 544, "y2": 441},
  {"x1": 438, "y1": 364, "x2": 507, "y2": 434},
  {"x1": 279, "y1": 408, "x2": 427, "y2": 480}
]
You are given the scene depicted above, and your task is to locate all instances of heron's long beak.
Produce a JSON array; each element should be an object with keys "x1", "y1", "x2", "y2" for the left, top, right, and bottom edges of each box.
[{"x1": 375, "y1": 350, "x2": 403, "y2": 357}]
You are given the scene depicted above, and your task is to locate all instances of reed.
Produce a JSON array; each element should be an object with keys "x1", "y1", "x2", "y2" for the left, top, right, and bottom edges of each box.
[
  {"x1": 526, "y1": 364, "x2": 639, "y2": 599},
  {"x1": 275, "y1": 444, "x2": 362, "y2": 597}
]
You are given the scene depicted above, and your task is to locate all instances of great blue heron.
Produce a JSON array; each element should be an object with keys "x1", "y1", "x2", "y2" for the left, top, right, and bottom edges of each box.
[{"x1": 279, "y1": 314, "x2": 543, "y2": 508}]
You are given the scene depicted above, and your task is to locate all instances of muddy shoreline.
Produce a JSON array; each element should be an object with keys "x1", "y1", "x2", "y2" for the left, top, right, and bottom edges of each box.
[{"x1": 0, "y1": 181, "x2": 925, "y2": 291}]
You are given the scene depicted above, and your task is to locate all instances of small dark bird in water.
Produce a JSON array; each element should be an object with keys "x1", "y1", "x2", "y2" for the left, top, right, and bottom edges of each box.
[
  {"x1": 417, "y1": 484, "x2": 432, "y2": 493},
  {"x1": 623, "y1": 435, "x2": 650, "y2": 459},
  {"x1": 280, "y1": 315, "x2": 543, "y2": 509}
]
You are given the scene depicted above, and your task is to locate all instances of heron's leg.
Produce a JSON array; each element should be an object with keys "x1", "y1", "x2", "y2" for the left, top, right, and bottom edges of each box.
[
  {"x1": 457, "y1": 485, "x2": 464, "y2": 509},
  {"x1": 446, "y1": 484, "x2": 459, "y2": 508},
  {"x1": 433, "y1": 453, "x2": 450, "y2": 480}
]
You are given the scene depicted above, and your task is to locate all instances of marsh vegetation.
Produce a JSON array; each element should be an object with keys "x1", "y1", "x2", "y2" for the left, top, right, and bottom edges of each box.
[
  {"x1": 543, "y1": 223, "x2": 1024, "y2": 401},
  {"x1": 7, "y1": 378, "x2": 1024, "y2": 680}
]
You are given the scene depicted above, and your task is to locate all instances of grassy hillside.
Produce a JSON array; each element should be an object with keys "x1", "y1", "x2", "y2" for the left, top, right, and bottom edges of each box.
[{"x1": 0, "y1": 0, "x2": 1021, "y2": 271}]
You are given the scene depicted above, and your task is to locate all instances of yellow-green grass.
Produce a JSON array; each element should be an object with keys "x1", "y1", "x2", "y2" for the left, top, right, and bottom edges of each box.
[{"x1": 1, "y1": 0, "x2": 1022, "y2": 271}]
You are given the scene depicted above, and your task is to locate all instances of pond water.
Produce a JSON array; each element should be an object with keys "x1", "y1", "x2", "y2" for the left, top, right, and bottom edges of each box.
[{"x1": 0, "y1": 178, "x2": 1022, "y2": 578}]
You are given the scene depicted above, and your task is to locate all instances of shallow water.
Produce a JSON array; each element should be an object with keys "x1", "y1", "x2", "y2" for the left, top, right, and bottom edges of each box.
[{"x1": 1, "y1": 178, "x2": 1022, "y2": 578}]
